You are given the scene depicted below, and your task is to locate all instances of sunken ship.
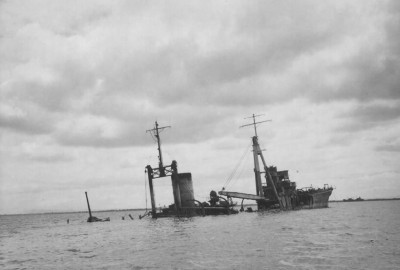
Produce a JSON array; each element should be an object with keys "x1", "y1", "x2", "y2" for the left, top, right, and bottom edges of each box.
[
  {"x1": 144, "y1": 121, "x2": 238, "y2": 218},
  {"x1": 219, "y1": 114, "x2": 333, "y2": 211},
  {"x1": 143, "y1": 116, "x2": 332, "y2": 219}
]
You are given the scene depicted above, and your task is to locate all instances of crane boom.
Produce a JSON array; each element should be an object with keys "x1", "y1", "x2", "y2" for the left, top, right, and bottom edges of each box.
[{"x1": 218, "y1": 190, "x2": 270, "y2": 201}]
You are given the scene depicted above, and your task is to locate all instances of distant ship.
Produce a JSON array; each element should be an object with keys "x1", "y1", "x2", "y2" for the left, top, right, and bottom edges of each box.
[
  {"x1": 343, "y1": 197, "x2": 364, "y2": 202},
  {"x1": 219, "y1": 114, "x2": 333, "y2": 211}
]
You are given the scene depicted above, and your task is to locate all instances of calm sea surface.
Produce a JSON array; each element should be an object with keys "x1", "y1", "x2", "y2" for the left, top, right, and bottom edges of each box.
[{"x1": 1, "y1": 200, "x2": 399, "y2": 270}]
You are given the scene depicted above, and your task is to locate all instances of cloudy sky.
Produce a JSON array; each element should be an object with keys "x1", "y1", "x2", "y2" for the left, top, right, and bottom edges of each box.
[{"x1": 1, "y1": 0, "x2": 399, "y2": 214}]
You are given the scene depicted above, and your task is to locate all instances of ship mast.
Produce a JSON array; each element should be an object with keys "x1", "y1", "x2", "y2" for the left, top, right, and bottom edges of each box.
[
  {"x1": 145, "y1": 121, "x2": 178, "y2": 218},
  {"x1": 146, "y1": 121, "x2": 170, "y2": 177},
  {"x1": 240, "y1": 114, "x2": 283, "y2": 210}
]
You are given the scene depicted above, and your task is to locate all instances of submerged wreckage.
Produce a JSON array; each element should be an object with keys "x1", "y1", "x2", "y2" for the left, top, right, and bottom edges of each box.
[
  {"x1": 143, "y1": 116, "x2": 333, "y2": 218},
  {"x1": 144, "y1": 122, "x2": 238, "y2": 218},
  {"x1": 85, "y1": 192, "x2": 110, "y2": 222},
  {"x1": 220, "y1": 114, "x2": 333, "y2": 211}
]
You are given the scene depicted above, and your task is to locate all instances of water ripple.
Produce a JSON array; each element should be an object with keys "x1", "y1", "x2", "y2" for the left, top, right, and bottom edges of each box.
[{"x1": 0, "y1": 201, "x2": 399, "y2": 269}]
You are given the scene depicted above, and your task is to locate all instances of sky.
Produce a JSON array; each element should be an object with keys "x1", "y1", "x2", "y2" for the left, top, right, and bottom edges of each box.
[{"x1": 1, "y1": 0, "x2": 399, "y2": 214}]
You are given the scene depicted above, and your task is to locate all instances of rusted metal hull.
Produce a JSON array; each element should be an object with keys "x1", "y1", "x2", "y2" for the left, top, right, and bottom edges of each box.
[
  {"x1": 255, "y1": 188, "x2": 333, "y2": 210},
  {"x1": 219, "y1": 187, "x2": 333, "y2": 212},
  {"x1": 153, "y1": 206, "x2": 238, "y2": 218},
  {"x1": 298, "y1": 189, "x2": 332, "y2": 209}
]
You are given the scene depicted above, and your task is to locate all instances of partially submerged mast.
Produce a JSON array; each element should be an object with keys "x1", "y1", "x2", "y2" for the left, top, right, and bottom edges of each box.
[
  {"x1": 144, "y1": 121, "x2": 237, "y2": 218},
  {"x1": 149, "y1": 121, "x2": 170, "y2": 177},
  {"x1": 85, "y1": 191, "x2": 110, "y2": 222},
  {"x1": 145, "y1": 121, "x2": 177, "y2": 218},
  {"x1": 240, "y1": 114, "x2": 283, "y2": 210},
  {"x1": 85, "y1": 191, "x2": 92, "y2": 219},
  {"x1": 220, "y1": 115, "x2": 333, "y2": 210}
]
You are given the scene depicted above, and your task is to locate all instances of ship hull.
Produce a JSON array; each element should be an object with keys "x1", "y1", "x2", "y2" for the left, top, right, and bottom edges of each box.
[
  {"x1": 256, "y1": 188, "x2": 333, "y2": 210},
  {"x1": 153, "y1": 206, "x2": 238, "y2": 218},
  {"x1": 297, "y1": 189, "x2": 332, "y2": 209}
]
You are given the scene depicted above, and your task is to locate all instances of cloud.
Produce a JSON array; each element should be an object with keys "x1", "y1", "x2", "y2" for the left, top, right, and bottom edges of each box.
[
  {"x1": 337, "y1": 100, "x2": 400, "y2": 132},
  {"x1": 2, "y1": 0, "x2": 400, "y2": 213},
  {"x1": 268, "y1": 1, "x2": 400, "y2": 105},
  {"x1": 376, "y1": 144, "x2": 400, "y2": 152},
  {"x1": 351, "y1": 101, "x2": 400, "y2": 123},
  {"x1": 26, "y1": 152, "x2": 74, "y2": 163},
  {"x1": 1, "y1": 0, "x2": 398, "y2": 153},
  {"x1": 2, "y1": 0, "x2": 398, "y2": 138},
  {"x1": 51, "y1": 113, "x2": 139, "y2": 147},
  {"x1": 3, "y1": 1, "x2": 379, "y2": 114},
  {"x1": 375, "y1": 132, "x2": 400, "y2": 152},
  {"x1": 52, "y1": 104, "x2": 241, "y2": 147},
  {"x1": 0, "y1": 102, "x2": 54, "y2": 134}
]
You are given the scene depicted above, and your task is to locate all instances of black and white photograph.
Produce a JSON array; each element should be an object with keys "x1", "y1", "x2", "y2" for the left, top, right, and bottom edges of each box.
[{"x1": 1, "y1": 0, "x2": 399, "y2": 269}]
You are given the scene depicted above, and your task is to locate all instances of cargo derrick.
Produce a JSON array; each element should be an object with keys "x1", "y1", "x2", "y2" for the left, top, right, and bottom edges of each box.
[
  {"x1": 238, "y1": 114, "x2": 283, "y2": 210},
  {"x1": 218, "y1": 114, "x2": 332, "y2": 211}
]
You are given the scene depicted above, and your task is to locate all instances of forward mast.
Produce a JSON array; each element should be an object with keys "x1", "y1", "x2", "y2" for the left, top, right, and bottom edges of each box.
[{"x1": 240, "y1": 114, "x2": 283, "y2": 210}]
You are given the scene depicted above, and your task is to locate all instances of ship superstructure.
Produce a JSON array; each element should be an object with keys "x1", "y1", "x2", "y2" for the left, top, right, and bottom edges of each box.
[
  {"x1": 144, "y1": 121, "x2": 238, "y2": 218},
  {"x1": 219, "y1": 114, "x2": 332, "y2": 210}
]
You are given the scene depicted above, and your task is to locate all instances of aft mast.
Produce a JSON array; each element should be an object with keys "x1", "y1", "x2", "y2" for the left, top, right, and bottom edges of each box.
[
  {"x1": 146, "y1": 121, "x2": 171, "y2": 177},
  {"x1": 240, "y1": 114, "x2": 283, "y2": 210},
  {"x1": 145, "y1": 121, "x2": 178, "y2": 218}
]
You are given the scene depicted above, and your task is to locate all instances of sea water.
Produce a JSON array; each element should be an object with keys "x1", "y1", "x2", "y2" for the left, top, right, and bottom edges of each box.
[{"x1": 1, "y1": 200, "x2": 399, "y2": 270}]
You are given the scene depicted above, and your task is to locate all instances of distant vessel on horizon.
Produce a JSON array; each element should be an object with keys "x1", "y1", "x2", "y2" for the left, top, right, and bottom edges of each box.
[{"x1": 343, "y1": 197, "x2": 364, "y2": 202}]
